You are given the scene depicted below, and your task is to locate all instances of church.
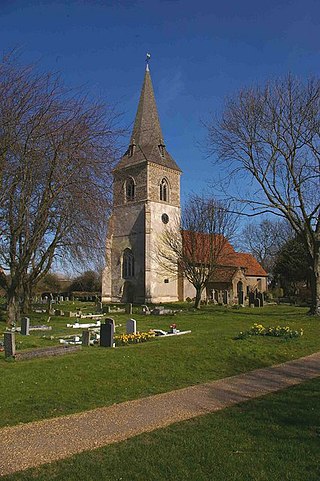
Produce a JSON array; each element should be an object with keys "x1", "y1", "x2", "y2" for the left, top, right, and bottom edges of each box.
[{"x1": 101, "y1": 63, "x2": 267, "y2": 304}]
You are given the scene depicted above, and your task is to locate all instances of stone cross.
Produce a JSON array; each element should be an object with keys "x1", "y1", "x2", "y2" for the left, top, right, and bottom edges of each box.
[{"x1": 126, "y1": 319, "x2": 137, "y2": 335}]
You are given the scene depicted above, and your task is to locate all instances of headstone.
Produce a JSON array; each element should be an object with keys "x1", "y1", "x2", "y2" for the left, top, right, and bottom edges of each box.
[
  {"x1": 4, "y1": 332, "x2": 15, "y2": 358},
  {"x1": 104, "y1": 305, "x2": 110, "y2": 314},
  {"x1": 59, "y1": 296, "x2": 64, "y2": 302},
  {"x1": 82, "y1": 330, "x2": 90, "y2": 346},
  {"x1": 105, "y1": 317, "x2": 115, "y2": 332},
  {"x1": 126, "y1": 318, "x2": 136, "y2": 335},
  {"x1": 100, "y1": 319, "x2": 114, "y2": 347},
  {"x1": 141, "y1": 305, "x2": 150, "y2": 315},
  {"x1": 238, "y1": 291, "x2": 244, "y2": 305},
  {"x1": 96, "y1": 301, "x2": 103, "y2": 313},
  {"x1": 125, "y1": 303, "x2": 133, "y2": 315},
  {"x1": 218, "y1": 291, "x2": 223, "y2": 304},
  {"x1": 257, "y1": 292, "x2": 264, "y2": 307},
  {"x1": 223, "y1": 290, "x2": 229, "y2": 305},
  {"x1": 54, "y1": 309, "x2": 64, "y2": 316},
  {"x1": 254, "y1": 298, "x2": 261, "y2": 308},
  {"x1": 65, "y1": 297, "x2": 69, "y2": 302},
  {"x1": 21, "y1": 317, "x2": 30, "y2": 336},
  {"x1": 249, "y1": 292, "x2": 255, "y2": 307}
]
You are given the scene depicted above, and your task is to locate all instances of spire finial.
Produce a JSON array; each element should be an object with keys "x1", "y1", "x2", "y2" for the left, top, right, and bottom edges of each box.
[{"x1": 146, "y1": 52, "x2": 151, "y2": 71}]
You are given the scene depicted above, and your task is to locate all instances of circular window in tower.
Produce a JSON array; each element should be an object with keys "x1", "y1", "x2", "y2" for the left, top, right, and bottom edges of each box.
[{"x1": 161, "y1": 213, "x2": 169, "y2": 224}]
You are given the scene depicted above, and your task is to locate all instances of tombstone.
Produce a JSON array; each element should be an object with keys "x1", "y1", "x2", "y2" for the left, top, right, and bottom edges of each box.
[
  {"x1": 4, "y1": 332, "x2": 15, "y2": 358},
  {"x1": 125, "y1": 303, "x2": 133, "y2": 315},
  {"x1": 82, "y1": 330, "x2": 91, "y2": 346},
  {"x1": 65, "y1": 297, "x2": 69, "y2": 302},
  {"x1": 100, "y1": 319, "x2": 114, "y2": 347},
  {"x1": 105, "y1": 317, "x2": 115, "y2": 331},
  {"x1": 55, "y1": 309, "x2": 64, "y2": 316},
  {"x1": 21, "y1": 317, "x2": 30, "y2": 336},
  {"x1": 248, "y1": 292, "x2": 255, "y2": 307},
  {"x1": 126, "y1": 318, "x2": 137, "y2": 335},
  {"x1": 238, "y1": 291, "x2": 244, "y2": 305},
  {"x1": 254, "y1": 298, "x2": 261, "y2": 308},
  {"x1": 96, "y1": 301, "x2": 103, "y2": 313},
  {"x1": 104, "y1": 305, "x2": 110, "y2": 314},
  {"x1": 141, "y1": 305, "x2": 150, "y2": 315},
  {"x1": 217, "y1": 290, "x2": 223, "y2": 304},
  {"x1": 257, "y1": 292, "x2": 264, "y2": 307},
  {"x1": 223, "y1": 290, "x2": 229, "y2": 305}
]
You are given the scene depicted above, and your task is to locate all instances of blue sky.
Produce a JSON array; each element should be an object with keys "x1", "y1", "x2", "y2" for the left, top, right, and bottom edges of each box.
[{"x1": 1, "y1": 0, "x2": 320, "y2": 201}]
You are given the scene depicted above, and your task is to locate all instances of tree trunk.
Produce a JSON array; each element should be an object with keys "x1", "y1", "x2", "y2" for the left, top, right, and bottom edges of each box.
[
  {"x1": 21, "y1": 282, "x2": 33, "y2": 315},
  {"x1": 7, "y1": 288, "x2": 20, "y2": 326},
  {"x1": 194, "y1": 286, "x2": 203, "y2": 309},
  {"x1": 309, "y1": 250, "x2": 320, "y2": 316}
]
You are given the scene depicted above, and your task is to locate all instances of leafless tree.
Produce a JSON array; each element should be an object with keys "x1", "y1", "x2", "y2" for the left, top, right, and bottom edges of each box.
[
  {"x1": 157, "y1": 195, "x2": 237, "y2": 309},
  {"x1": 241, "y1": 219, "x2": 292, "y2": 273},
  {"x1": 0, "y1": 54, "x2": 121, "y2": 324},
  {"x1": 206, "y1": 75, "x2": 320, "y2": 315}
]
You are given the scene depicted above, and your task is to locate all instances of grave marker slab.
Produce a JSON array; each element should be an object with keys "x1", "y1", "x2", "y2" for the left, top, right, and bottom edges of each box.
[
  {"x1": 126, "y1": 319, "x2": 137, "y2": 335},
  {"x1": 82, "y1": 330, "x2": 91, "y2": 346},
  {"x1": 100, "y1": 319, "x2": 114, "y2": 347},
  {"x1": 21, "y1": 317, "x2": 30, "y2": 336},
  {"x1": 4, "y1": 332, "x2": 15, "y2": 357},
  {"x1": 125, "y1": 303, "x2": 133, "y2": 315}
]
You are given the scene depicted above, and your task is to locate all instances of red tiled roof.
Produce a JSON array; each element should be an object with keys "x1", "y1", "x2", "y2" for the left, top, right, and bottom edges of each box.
[{"x1": 182, "y1": 231, "x2": 268, "y2": 277}]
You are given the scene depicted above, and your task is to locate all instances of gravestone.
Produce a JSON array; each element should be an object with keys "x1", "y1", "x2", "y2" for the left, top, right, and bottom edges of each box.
[
  {"x1": 223, "y1": 290, "x2": 229, "y2": 305},
  {"x1": 82, "y1": 330, "x2": 91, "y2": 346},
  {"x1": 249, "y1": 292, "x2": 255, "y2": 307},
  {"x1": 238, "y1": 291, "x2": 244, "y2": 305},
  {"x1": 21, "y1": 317, "x2": 30, "y2": 336},
  {"x1": 55, "y1": 309, "x2": 64, "y2": 316},
  {"x1": 60, "y1": 296, "x2": 64, "y2": 302},
  {"x1": 141, "y1": 305, "x2": 150, "y2": 315},
  {"x1": 96, "y1": 301, "x2": 103, "y2": 313},
  {"x1": 217, "y1": 291, "x2": 223, "y2": 304},
  {"x1": 257, "y1": 292, "x2": 264, "y2": 307},
  {"x1": 104, "y1": 305, "x2": 110, "y2": 314},
  {"x1": 4, "y1": 332, "x2": 15, "y2": 358},
  {"x1": 65, "y1": 297, "x2": 69, "y2": 302},
  {"x1": 125, "y1": 303, "x2": 133, "y2": 315},
  {"x1": 105, "y1": 317, "x2": 115, "y2": 331},
  {"x1": 254, "y1": 298, "x2": 261, "y2": 308},
  {"x1": 126, "y1": 318, "x2": 137, "y2": 335},
  {"x1": 100, "y1": 319, "x2": 114, "y2": 347}
]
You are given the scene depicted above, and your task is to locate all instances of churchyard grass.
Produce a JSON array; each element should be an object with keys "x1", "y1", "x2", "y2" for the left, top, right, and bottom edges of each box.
[
  {"x1": 2, "y1": 377, "x2": 320, "y2": 481},
  {"x1": 1, "y1": 303, "x2": 320, "y2": 428}
]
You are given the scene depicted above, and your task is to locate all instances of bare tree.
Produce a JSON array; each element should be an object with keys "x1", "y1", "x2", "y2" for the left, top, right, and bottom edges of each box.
[
  {"x1": 157, "y1": 195, "x2": 237, "y2": 309},
  {"x1": 241, "y1": 218, "x2": 292, "y2": 273},
  {"x1": 0, "y1": 54, "x2": 121, "y2": 324},
  {"x1": 206, "y1": 75, "x2": 320, "y2": 315}
]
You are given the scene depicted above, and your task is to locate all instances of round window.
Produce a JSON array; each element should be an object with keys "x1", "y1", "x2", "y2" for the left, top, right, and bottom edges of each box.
[{"x1": 161, "y1": 213, "x2": 169, "y2": 224}]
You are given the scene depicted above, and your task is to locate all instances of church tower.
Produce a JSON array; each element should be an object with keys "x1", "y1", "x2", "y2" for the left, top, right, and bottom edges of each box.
[{"x1": 102, "y1": 61, "x2": 182, "y2": 303}]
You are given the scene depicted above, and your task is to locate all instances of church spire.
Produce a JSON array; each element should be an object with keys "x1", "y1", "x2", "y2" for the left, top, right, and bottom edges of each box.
[
  {"x1": 129, "y1": 64, "x2": 163, "y2": 147},
  {"x1": 114, "y1": 58, "x2": 181, "y2": 172}
]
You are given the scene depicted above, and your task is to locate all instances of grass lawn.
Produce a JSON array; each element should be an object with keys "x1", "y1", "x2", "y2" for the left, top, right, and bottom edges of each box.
[
  {"x1": 1, "y1": 303, "x2": 320, "y2": 429},
  {"x1": 2, "y1": 377, "x2": 320, "y2": 481}
]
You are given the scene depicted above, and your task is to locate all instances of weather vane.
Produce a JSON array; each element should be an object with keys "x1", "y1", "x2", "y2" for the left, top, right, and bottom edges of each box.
[{"x1": 146, "y1": 52, "x2": 151, "y2": 71}]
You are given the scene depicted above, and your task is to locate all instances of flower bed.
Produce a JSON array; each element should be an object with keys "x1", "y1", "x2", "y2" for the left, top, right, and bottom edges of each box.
[
  {"x1": 236, "y1": 323, "x2": 303, "y2": 340},
  {"x1": 114, "y1": 331, "x2": 156, "y2": 346}
]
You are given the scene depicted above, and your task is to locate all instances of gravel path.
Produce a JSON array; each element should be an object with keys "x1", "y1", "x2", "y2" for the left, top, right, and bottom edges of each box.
[{"x1": 1, "y1": 352, "x2": 320, "y2": 477}]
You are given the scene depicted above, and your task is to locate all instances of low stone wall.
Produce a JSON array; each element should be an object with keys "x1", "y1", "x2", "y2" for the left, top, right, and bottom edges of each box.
[{"x1": 14, "y1": 345, "x2": 81, "y2": 361}]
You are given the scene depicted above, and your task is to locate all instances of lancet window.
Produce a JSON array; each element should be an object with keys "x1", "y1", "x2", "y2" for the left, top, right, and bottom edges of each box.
[
  {"x1": 160, "y1": 178, "x2": 169, "y2": 202},
  {"x1": 122, "y1": 249, "x2": 134, "y2": 279}
]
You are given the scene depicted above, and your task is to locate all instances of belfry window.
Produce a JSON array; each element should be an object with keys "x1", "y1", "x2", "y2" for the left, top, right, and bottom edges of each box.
[
  {"x1": 126, "y1": 177, "x2": 135, "y2": 201},
  {"x1": 160, "y1": 178, "x2": 169, "y2": 202},
  {"x1": 122, "y1": 249, "x2": 134, "y2": 279}
]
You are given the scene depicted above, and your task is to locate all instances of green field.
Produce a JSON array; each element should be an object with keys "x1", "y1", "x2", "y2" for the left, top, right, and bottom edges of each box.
[{"x1": 1, "y1": 303, "x2": 319, "y2": 430}]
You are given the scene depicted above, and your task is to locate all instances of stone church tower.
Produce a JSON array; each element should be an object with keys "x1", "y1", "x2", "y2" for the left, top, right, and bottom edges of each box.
[{"x1": 102, "y1": 63, "x2": 182, "y2": 303}]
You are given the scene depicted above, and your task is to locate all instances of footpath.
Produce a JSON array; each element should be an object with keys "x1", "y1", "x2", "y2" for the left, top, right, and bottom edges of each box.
[{"x1": 1, "y1": 352, "x2": 320, "y2": 477}]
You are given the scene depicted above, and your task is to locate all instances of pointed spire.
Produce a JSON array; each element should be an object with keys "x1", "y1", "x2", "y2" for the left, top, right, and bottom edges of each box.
[
  {"x1": 130, "y1": 66, "x2": 163, "y2": 147},
  {"x1": 114, "y1": 59, "x2": 181, "y2": 172}
]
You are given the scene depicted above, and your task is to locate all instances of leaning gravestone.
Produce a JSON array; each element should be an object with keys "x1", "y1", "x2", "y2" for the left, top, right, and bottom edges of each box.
[
  {"x1": 100, "y1": 319, "x2": 114, "y2": 347},
  {"x1": 125, "y1": 303, "x2": 133, "y2": 315},
  {"x1": 21, "y1": 317, "x2": 30, "y2": 336},
  {"x1": 126, "y1": 319, "x2": 137, "y2": 335},
  {"x1": 238, "y1": 291, "x2": 244, "y2": 305},
  {"x1": 82, "y1": 330, "x2": 91, "y2": 346},
  {"x1": 4, "y1": 332, "x2": 15, "y2": 358}
]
